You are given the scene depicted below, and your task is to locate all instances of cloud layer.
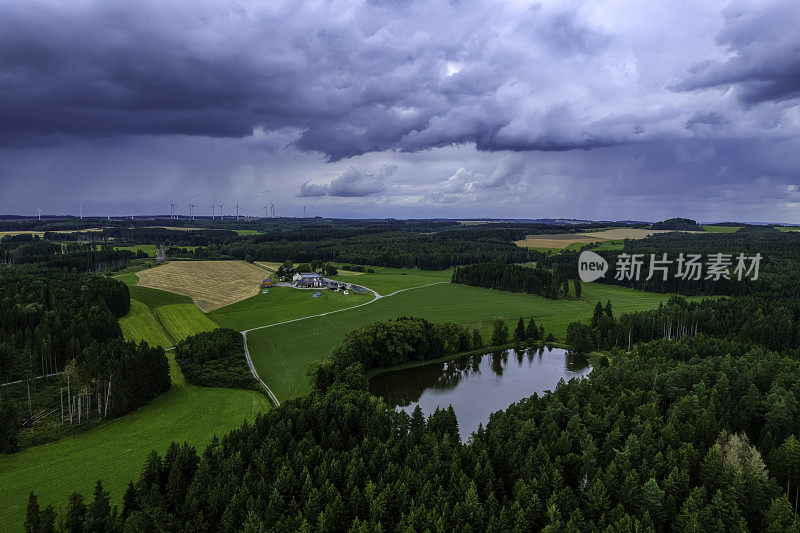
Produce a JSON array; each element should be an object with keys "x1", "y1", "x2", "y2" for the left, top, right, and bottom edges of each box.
[{"x1": 0, "y1": 0, "x2": 799, "y2": 221}]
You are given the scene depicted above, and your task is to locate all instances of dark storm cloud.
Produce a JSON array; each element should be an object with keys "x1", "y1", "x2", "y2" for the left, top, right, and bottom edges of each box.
[
  {"x1": 0, "y1": 0, "x2": 634, "y2": 159},
  {"x1": 2, "y1": 0, "x2": 800, "y2": 223},
  {"x1": 675, "y1": 1, "x2": 800, "y2": 105}
]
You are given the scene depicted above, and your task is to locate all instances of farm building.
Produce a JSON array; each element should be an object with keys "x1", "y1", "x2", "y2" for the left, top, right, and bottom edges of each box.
[
  {"x1": 292, "y1": 272, "x2": 324, "y2": 288},
  {"x1": 261, "y1": 278, "x2": 275, "y2": 288}
]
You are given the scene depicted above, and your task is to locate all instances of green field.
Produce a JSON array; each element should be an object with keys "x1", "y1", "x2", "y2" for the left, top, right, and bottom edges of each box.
[
  {"x1": 155, "y1": 304, "x2": 218, "y2": 340},
  {"x1": 118, "y1": 299, "x2": 174, "y2": 347},
  {"x1": 0, "y1": 355, "x2": 270, "y2": 531},
  {"x1": 234, "y1": 229, "x2": 261, "y2": 236},
  {"x1": 113, "y1": 244, "x2": 157, "y2": 256},
  {"x1": 702, "y1": 225, "x2": 741, "y2": 233},
  {"x1": 116, "y1": 274, "x2": 218, "y2": 347},
  {"x1": 247, "y1": 281, "x2": 706, "y2": 401},
  {"x1": 209, "y1": 286, "x2": 372, "y2": 331},
  {"x1": 109, "y1": 245, "x2": 199, "y2": 257},
  {"x1": 329, "y1": 265, "x2": 452, "y2": 294}
]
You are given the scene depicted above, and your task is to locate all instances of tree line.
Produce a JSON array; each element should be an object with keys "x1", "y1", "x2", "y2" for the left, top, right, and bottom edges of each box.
[
  {"x1": 566, "y1": 294, "x2": 800, "y2": 354},
  {"x1": 309, "y1": 315, "x2": 550, "y2": 393},
  {"x1": 0, "y1": 237, "x2": 138, "y2": 272},
  {"x1": 451, "y1": 262, "x2": 571, "y2": 299}
]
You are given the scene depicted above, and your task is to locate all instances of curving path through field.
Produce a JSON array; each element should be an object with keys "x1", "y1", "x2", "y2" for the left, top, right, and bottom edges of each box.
[{"x1": 240, "y1": 281, "x2": 449, "y2": 406}]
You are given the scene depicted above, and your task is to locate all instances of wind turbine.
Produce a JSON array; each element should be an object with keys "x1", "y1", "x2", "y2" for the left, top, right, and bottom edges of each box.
[
  {"x1": 219, "y1": 203, "x2": 224, "y2": 220},
  {"x1": 235, "y1": 203, "x2": 240, "y2": 221},
  {"x1": 271, "y1": 203, "x2": 275, "y2": 218},
  {"x1": 79, "y1": 202, "x2": 83, "y2": 220},
  {"x1": 264, "y1": 204, "x2": 269, "y2": 219},
  {"x1": 188, "y1": 203, "x2": 195, "y2": 220},
  {"x1": 37, "y1": 207, "x2": 41, "y2": 221},
  {"x1": 106, "y1": 202, "x2": 110, "y2": 221},
  {"x1": 130, "y1": 203, "x2": 134, "y2": 220},
  {"x1": 210, "y1": 203, "x2": 215, "y2": 220}
]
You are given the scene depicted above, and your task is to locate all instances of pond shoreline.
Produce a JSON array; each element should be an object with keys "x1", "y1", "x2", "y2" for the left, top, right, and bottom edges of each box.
[
  {"x1": 367, "y1": 340, "x2": 601, "y2": 377},
  {"x1": 369, "y1": 346, "x2": 593, "y2": 440}
]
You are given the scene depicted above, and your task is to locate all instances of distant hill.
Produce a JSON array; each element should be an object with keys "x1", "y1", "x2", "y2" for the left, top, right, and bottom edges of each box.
[{"x1": 651, "y1": 218, "x2": 704, "y2": 231}]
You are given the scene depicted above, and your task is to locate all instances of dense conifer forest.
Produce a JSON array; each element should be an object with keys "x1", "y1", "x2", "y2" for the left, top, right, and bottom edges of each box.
[
  {"x1": 175, "y1": 329, "x2": 257, "y2": 390},
  {"x1": 0, "y1": 242, "x2": 170, "y2": 452},
  {"x1": 26, "y1": 335, "x2": 800, "y2": 531},
  {"x1": 452, "y1": 262, "x2": 570, "y2": 299}
]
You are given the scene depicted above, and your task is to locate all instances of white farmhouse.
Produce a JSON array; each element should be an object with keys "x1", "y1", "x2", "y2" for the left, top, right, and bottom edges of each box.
[{"x1": 292, "y1": 272, "x2": 324, "y2": 288}]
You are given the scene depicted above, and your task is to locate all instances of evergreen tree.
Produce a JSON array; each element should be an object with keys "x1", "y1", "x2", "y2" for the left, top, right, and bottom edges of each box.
[
  {"x1": 25, "y1": 492, "x2": 40, "y2": 533},
  {"x1": 86, "y1": 480, "x2": 111, "y2": 532},
  {"x1": 472, "y1": 329, "x2": 483, "y2": 350},
  {"x1": 573, "y1": 278, "x2": 582, "y2": 299},
  {"x1": 513, "y1": 318, "x2": 526, "y2": 343},
  {"x1": 641, "y1": 478, "x2": 664, "y2": 526},
  {"x1": 65, "y1": 493, "x2": 86, "y2": 533},
  {"x1": 591, "y1": 301, "x2": 604, "y2": 328},
  {"x1": 525, "y1": 318, "x2": 538, "y2": 341},
  {"x1": 121, "y1": 482, "x2": 138, "y2": 521},
  {"x1": 764, "y1": 496, "x2": 800, "y2": 532}
]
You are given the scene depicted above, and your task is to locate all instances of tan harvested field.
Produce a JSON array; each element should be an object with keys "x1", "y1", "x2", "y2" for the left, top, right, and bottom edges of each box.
[
  {"x1": 53, "y1": 227, "x2": 104, "y2": 233},
  {"x1": 136, "y1": 260, "x2": 268, "y2": 312},
  {"x1": 514, "y1": 234, "x2": 605, "y2": 249},
  {"x1": 0, "y1": 231, "x2": 45, "y2": 238},
  {"x1": 515, "y1": 228, "x2": 702, "y2": 249},
  {"x1": 0, "y1": 228, "x2": 106, "y2": 239},
  {"x1": 585, "y1": 228, "x2": 701, "y2": 240},
  {"x1": 334, "y1": 269, "x2": 364, "y2": 276}
]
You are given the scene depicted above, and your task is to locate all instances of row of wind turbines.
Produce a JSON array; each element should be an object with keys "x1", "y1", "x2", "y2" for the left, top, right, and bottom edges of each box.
[
  {"x1": 168, "y1": 202, "x2": 277, "y2": 220},
  {"x1": 61, "y1": 202, "x2": 280, "y2": 220}
]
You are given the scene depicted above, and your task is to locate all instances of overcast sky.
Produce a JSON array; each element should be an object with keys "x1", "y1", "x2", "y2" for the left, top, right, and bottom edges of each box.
[{"x1": 1, "y1": 0, "x2": 799, "y2": 222}]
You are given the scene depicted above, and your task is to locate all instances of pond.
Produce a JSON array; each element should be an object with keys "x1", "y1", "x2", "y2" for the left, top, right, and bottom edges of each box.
[{"x1": 369, "y1": 347, "x2": 591, "y2": 440}]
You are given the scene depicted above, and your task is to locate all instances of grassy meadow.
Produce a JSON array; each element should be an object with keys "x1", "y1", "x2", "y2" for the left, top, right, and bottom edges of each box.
[
  {"x1": 209, "y1": 286, "x2": 372, "y2": 331},
  {"x1": 329, "y1": 265, "x2": 452, "y2": 294},
  {"x1": 0, "y1": 355, "x2": 270, "y2": 531},
  {"x1": 702, "y1": 225, "x2": 742, "y2": 233},
  {"x1": 118, "y1": 299, "x2": 174, "y2": 348},
  {"x1": 155, "y1": 304, "x2": 218, "y2": 340},
  {"x1": 111, "y1": 244, "x2": 157, "y2": 256},
  {"x1": 116, "y1": 274, "x2": 219, "y2": 347},
  {"x1": 246, "y1": 280, "x2": 705, "y2": 401}
]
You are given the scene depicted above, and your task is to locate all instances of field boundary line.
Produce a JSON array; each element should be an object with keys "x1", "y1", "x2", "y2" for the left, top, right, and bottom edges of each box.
[
  {"x1": 239, "y1": 281, "x2": 449, "y2": 405},
  {"x1": 242, "y1": 331, "x2": 280, "y2": 406},
  {"x1": 149, "y1": 306, "x2": 176, "y2": 347}
]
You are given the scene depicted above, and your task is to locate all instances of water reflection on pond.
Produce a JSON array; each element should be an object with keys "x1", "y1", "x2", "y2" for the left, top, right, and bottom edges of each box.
[{"x1": 369, "y1": 347, "x2": 591, "y2": 440}]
